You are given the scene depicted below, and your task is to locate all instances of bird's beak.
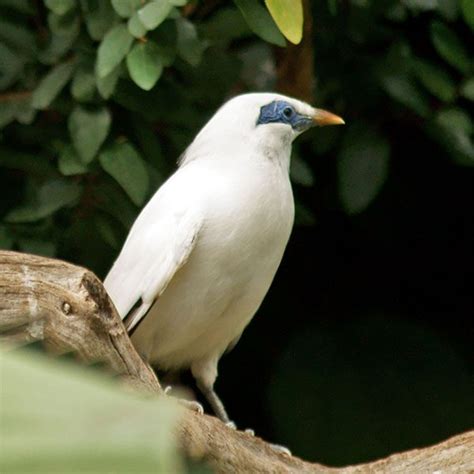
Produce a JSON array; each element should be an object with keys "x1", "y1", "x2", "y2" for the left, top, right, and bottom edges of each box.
[{"x1": 311, "y1": 108, "x2": 345, "y2": 127}]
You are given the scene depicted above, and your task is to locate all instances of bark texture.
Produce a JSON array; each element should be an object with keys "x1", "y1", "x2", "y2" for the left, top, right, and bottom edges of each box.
[{"x1": 1, "y1": 250, "x2": 473, "y2": 473}]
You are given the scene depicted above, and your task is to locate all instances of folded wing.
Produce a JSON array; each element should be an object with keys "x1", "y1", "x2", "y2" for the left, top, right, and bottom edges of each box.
[{"x1": 104, "y1": 189, "x2": 202, "y2": 333}]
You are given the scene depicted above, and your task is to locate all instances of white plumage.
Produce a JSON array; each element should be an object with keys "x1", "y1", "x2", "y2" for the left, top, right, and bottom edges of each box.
[{"x1": 104, "y1": 93, "x2": 343, "y2": 422}]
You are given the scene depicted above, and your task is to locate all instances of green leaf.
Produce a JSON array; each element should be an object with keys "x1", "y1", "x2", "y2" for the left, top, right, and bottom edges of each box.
[
  {"x1": 176, "y1": 18, "x2": 206, "y2": 66},
  {"x1": 461, "y1": 78, "x2": 474, "y2": 101},
  {"x1": 81, "y1": 0, "x2": 118, "y2": 41},
  {"x1": 45, "y1": 0, "x2": 75, "y2": 16},
  {"x1": 126, "y1": 41, "x2": 163, "y2": 90},
  {"x1": 138, "y1": 0, "x2": 173, "y2": 30},
  {"x1": 47, "y1": 11, "x2": 80, "y2": 37},
  {"x1": 111, "y1": 0, "x2": 141, "y2": 18},
  {"x1": 234, "y1": 0, "x2": 286, "y2": 46},
  {"x1": 128, "y1": 12, "x2": 147, "y2": 38},
  {"x1": 69, "y1": 106, "x2": 111, "y2": 163},
  {"x1": 31, "y1": 61, "x2": 75, "y2": 109},
  {"x1": 203, "y1": 7, "x2": 251, "y2": 42},
  {"x1": 402, "y1": 0, "x2": 437, "y2": 11},
  {"x1": 413, "y1": 59, "x2": 456, "y2": 102},
  {"x1": 437, "y1": 0, "x2": 459, "y2": 21},
  {"x1": 169, "y1": 0, "x2": 188, "y2": 5},
  {"x1": 58, "y1": 144, "x2": 88, "y2": 176},
  {"x1": 0, "y1": 19, "x2": 36, "y2": 56},
  {"x1": 0, "y1": 95, "x2": 35, "y2": 129},
  {"x1": 434, "y1": 109, "x2": 474, "y2": 166},
  {"x1": 96, "y1": 65, "x2": 121, "y2": 99},
  {"x1": 436, "y1": 108, "x2": 472, "y2": 135},
  {"x1": 38, "y1": 31, "x2": 77, "y2": 65},
  {"x1": 430, "y1": 21, "x2": 471, "y2": 74},
  {"x1": 99, "y1": 142, "x2": 149, "y2": 206},
  {"x1": 5, "y1": 179, "x2": 82, "y2": 223},
  {"x1": 0, "y1": 350, "x2": 183, "y2": 473},
  {"x1": 338, "y1": 125, "x2": 390, "y2": 215},
  {"x1": 380, "y1": 75, "x2": 430, "y2": 117},
  {"x1": 264, "y1": 0, "x2": 303, "y2": 44},
  {"x1": 0, "y1": 42, "x2": 25, "y2": 89},
  {"x1": 461, "y1": 0, "x2": 474, "y2": 30},
  {"x1": 96, "y1": 24, "x2": 134, "y2": 78},
  {"x1": 71, "y1": 64, "x2": 96, "y2": 102}
]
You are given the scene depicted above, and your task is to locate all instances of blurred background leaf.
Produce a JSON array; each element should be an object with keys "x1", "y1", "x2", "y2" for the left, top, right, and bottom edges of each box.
[{"x1": 0, "y1": 347, "x2": 184, "y2": 473}]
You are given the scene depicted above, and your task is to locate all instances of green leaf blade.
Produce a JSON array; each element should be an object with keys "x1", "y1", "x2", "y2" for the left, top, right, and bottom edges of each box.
[
  {"x1": 430, "y1": 21, "x2": 471, "y2": 73},
  {"x1": 58, "y1": 144, "x2": 88, "y2": 176},
  {"x1": 1, "y1": 350, "x2": 183, "y2": 473},
  {"x1": 31, "y1": 61, "x2": 75, "y2": 109},
  {"x1": 111, "y1": 0, "x2": 141, "y2": 18},
  {"x1": 96, "y1": 24, "x2": 134, "y2": 78},
  {"x1": 128, "y1": 12, "x2": 147, "y2": 38},
  {"x1": 99, "y1": 142, "x2": 149, "y2": 205},
  {"x1": 138, "y1": 1, "x2": 173, "y2": 31},
  {"x1": 5, "y1": 179, "x2": 82, "y2": 223},
  {"x1": 126, "y1": 41, "x2": 163, "y2": 90},
  {"x1": 69, "y1": 106, "x2": 111, "y2": 163},
  {"x1": 413, "y1": 59, "x2": 456, "y2": 102},
  {"x1": 45, "y1": 0, "x2": 75, "y2": 16},
  {"x1": 264, "y1": 0, "x2": 303, "y2": 44},
  {"x1": 461, "y1": 0, "x2": 474, "y2": 30},
  {"x1": 234, "y1": 0, "x2": 286, "y2": 47}
]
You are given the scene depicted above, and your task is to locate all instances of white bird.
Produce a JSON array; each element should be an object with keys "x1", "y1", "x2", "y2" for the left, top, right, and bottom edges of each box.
[{"x1": 104, "y1": 93, "x2": 344, "y2": 423}]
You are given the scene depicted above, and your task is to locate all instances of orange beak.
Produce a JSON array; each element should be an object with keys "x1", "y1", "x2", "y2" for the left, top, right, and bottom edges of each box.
[{"x1": 312, "y1": 108, "x2": 345, "y2": 126}]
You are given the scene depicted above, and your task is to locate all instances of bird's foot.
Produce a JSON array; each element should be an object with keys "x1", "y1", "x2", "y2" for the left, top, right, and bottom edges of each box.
[
  {"x1": 225, "y1": 420, "x2": 237, "y2": 429},
  {"x1": 179, "y1": 399, "x2": 204, "y2": 415},
  {"x1": 164, "y1": 385, "x2": 204, "y2": 415}
]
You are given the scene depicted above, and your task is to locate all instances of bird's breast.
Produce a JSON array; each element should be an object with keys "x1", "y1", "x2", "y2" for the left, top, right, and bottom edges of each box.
[{"x1": 199, "y1": 161, "x2": 294, "y2": 265}]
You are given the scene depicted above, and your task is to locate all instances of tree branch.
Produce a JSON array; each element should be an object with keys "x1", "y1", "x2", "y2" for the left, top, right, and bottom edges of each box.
[{"x1": 1, "y1": 250, "x2": 472, "y2": 473}]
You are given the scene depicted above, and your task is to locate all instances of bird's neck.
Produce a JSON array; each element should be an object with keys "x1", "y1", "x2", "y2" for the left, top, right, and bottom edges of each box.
[
  {"x1": 180, "y1": 130, "x2": 292, "y2": 173},
  {"x1": 255, "y1": 132, "x2": 292, "y2": 172}
]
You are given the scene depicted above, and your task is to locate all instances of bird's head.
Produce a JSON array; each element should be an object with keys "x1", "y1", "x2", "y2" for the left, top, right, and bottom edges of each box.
[{"x1": 180, "y1": 93, "x2": 344, "y2": 167}]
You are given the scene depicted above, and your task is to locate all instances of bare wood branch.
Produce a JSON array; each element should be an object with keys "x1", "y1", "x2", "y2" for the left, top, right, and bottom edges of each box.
[
  {"x1": 1, "y1": 250, "x2": 473, "y2": 473},
  {"x1": 0, "y1": 250, "x2": 161, "y2": 393}
]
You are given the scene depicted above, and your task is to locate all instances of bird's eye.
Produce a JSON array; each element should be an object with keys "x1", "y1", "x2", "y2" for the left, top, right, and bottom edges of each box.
[{"x1": 282, "y1": 106, "x2": 294, "y2": 119}]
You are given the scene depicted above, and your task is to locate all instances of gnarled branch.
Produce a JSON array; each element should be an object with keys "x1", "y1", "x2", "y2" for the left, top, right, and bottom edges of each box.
[{"x1": 1, "y1": 250, "x2": 472, "y2": 473}]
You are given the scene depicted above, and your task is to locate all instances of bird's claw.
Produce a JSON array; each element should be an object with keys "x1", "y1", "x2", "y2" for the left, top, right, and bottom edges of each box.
[
  {"x1": 163, "y1": 385, "x2": 204, "y2": 415},
  {"x1": 225, "y1": 420, "x2": 237, "y2": 429},
  {"x1": 178, "y1": 399, "x2": 204, "y2": 415},
  {"x1": 270, "y1": 443, "x2": 292, "y2": 456}
]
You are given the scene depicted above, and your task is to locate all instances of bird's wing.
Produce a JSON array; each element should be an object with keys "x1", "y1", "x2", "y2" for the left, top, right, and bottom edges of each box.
[{"x1": 104, "y1": 192, "x2": 202, "y2": 333}]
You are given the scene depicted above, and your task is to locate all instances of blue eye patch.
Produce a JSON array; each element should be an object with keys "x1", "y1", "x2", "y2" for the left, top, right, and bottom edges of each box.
[{"x1": 256, "y1": 100, "x2": 313, "y2": 131}]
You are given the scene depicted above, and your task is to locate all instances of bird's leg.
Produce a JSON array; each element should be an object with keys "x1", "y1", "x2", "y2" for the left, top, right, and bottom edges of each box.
[{"x1": 196, "y1": 380, "x2": 232, "y2": 425}]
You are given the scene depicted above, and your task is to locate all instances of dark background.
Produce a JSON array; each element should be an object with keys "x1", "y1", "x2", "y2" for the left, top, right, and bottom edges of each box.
[
  {"x1": 0, "y1": 0, "x2": 472, "y2": 467},
  {"x1": 219, "y1": 128, "x2": 473, "y2": 464}
]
